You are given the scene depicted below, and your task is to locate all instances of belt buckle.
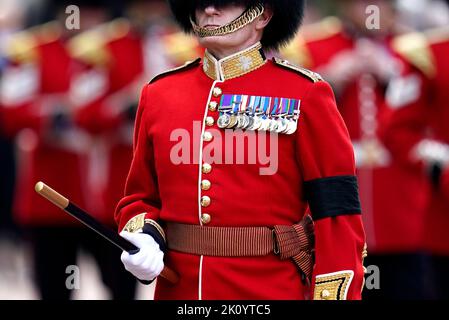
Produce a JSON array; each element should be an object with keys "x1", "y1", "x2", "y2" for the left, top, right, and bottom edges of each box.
[{"x1": 272, "y1": 228, "x2": 280, "y2": 255}]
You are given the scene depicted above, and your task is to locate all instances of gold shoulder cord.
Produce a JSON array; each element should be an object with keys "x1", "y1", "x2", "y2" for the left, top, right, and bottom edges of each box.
[
  {"x1": 272, "y1": 57, "x2": 323, "y2": 83},
  {"x1": 190, "y1": 4, "x2": 265, "y2": 38}
]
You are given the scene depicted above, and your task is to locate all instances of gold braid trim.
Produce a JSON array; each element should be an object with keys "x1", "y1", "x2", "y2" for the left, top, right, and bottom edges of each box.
[
  {"x1": 122, "y1": 214, "x2": 166, "y2": 242},
  {"x1": 145, "y1": 219, "x2": 166, "y2": 242},
  {"x1": 123, "y1": 213, "x2": 146, "y2": 233},
  {"x1": 314, "y1": 271, "x2": 354, "y2": 300},
  {"x1": 190, "y1": 4, "x2": 265, "y2": 38}
]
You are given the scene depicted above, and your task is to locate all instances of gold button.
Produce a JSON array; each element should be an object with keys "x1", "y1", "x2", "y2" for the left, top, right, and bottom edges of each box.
[
  {"x1": 201, "y1": 179, "x2": 211, "y2": 191},
  {"x1": 202, "y1": 163, "x2": 212, "y2": 174},
  {"x1": 201, "y1": 196, "x2": 211, "y2": 207},
  {"x1": 201, "y1": 213, "x2": 211, "y2": 224},
  {"x1": 205, "y1": 116, "x2": 214, "y2": 126},
  {"x1": 203, "y1": 131, "x2": 213, "y2": 142},
  {"x1": 213, "y1": 87, "x2": 222, "y2": 97},
  {"x1": 209, "y1": 101, "x2": 218, "y2": 112},
  {"x1": 321, "y1": 290, "x2": 331, "y2": 300}
]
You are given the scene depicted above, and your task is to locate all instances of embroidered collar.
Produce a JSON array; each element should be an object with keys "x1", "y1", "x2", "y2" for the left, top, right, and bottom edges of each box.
[{"x1": 202, "y1": 42, "x2": 266, "y2": 81}]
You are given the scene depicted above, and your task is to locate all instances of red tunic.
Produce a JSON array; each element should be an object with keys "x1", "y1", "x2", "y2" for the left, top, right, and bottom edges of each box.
[
  {"x1": 72, "y1": 19, "x2": 201, "y2": 226},
  {"x1": 282, "y1": 18, "x2": 428, "y2": 253},
  {"x1": 115, "y1": 43, "x2": 365, "y2": 300},
  {"x1": 380, "y1": 27, "x2": 449, "y2": 256},
  {"x1": 0, "y1": 23, "x2": 88, "y2": 226}
]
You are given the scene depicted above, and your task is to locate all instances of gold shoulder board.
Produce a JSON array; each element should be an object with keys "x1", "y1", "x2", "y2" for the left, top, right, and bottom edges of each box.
[
  {"x1": 301, "y1": 16, "x2": 343, "y2": 42},
  {"x1": 272, "y1": 57, "x2": 323, "y2": 83},
  {"x1": 149, "y1": 58, "x2": 201, "y2": 84},
  {"x1": 392, "y1": 31, "x2": 436, "y2": 78}
]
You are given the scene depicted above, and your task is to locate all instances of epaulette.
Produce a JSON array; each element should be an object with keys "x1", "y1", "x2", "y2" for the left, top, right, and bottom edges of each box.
[
  {"x1": 300, "y1": 16, "x2": 343, "y2": 43},
  {"x1": 272, "y1": 57, "x2": 323, "y2": 83},
  {"x1": 280, "y1": 34, "x2": 313, "y2": 68},
  {"x1": 149, "y1": 58, "x2": 201, "y2": 84},
  {"x1": 4, "y1": 21, "x2": 61, "y2": 63},
  {"x1": 392, "y1": 31, "x2": 436, "y2": 78},
  {"x1": 67, "y1": 18, "x2": 131, "y2": 66},
  {"x1": 162, "y1": 31, "x2": 201, "y2": 65}
]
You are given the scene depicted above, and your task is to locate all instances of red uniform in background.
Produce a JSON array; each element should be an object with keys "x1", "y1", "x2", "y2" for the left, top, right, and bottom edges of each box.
[
  {"x1": 0, "y1": 21, "x2": 137, "y2": 300},
  {"x1": 0, "y1": 22, "x2": 88, "y2": 227},
  {"x1": 70, "y1": 18, "x2": 201, "y2": 226},
  {"x1": 381, "y1": 27, "x2": 449, "y2": 298},
  {"x1": 283, "y1": 16, "x2": 427, "y2": 254},
  {"x1": 281, "y1": 17, "x2": 431, "y2": 299},
  {"x1": 115, "y1": 43, "x2": 366, "y2": 300}
]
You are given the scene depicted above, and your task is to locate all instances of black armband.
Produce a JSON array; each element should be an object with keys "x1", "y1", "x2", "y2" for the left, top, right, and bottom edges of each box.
[{"x1": 304, "y1": 175, "x2": 362, "y2": 221}]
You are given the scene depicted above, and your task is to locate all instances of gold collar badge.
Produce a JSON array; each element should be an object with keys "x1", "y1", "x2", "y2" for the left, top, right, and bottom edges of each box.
[{"x1": 202, "y1": 42, "x2": 267, "y2": 81}]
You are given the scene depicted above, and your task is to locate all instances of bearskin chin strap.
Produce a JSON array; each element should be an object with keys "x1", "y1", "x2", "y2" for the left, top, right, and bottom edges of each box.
[{"x1": 190, "y1": 4, "x2": 265, "y2": 38}]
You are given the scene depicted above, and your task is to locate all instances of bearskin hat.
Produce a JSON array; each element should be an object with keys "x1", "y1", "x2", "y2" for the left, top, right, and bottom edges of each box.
[{"x1": 167, "y1": 0, "x2": 306, "y2": 50}]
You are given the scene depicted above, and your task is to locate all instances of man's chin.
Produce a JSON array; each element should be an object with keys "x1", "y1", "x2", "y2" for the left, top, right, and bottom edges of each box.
[{"x1": 199, "y1": 36, "x2": 235, "y2": 50}]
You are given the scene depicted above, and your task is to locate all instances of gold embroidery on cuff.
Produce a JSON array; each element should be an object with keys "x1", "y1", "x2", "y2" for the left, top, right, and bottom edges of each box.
[
  {"x1": 123, "y1": 213, "x2": 146, "y2": 233},
  {"x1": 314, "y1": 270, "x2": 354, "y2": 300}
]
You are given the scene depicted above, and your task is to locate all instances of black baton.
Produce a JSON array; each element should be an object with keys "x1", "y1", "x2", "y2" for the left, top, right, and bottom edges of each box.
[{"x1": 35, "y1": 181, "x2": 178, "y2": 284}]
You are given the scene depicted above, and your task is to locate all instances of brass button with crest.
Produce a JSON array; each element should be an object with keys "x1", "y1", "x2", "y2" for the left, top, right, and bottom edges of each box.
[
  {"x1": 201, "y1": 213, "x2": 211, "y2": 224},
  {"x1": 213, "y1": 87, "x2": 222, "y2": 97},
  {"x1": 203, "y1": 131, "x2": 213, "y2": 142},
  {"x1": 202, "y1": 163, "x2": 212, "y2": 174},
  {"x1": 209, "y1": 101, "x2": 218, "y2": 112},
  {"x1": 201, "y1": 179, "x2": 211, "y2": 191},
  {"x1": 201, "y1": 196, "x2": 211, "y2": 207},
  {"x1": 205, "y1": 116, "x2": 215, "y2": 126},
  {"x1": 320, "y1": 290, "x2": 331, "y2": 300}
]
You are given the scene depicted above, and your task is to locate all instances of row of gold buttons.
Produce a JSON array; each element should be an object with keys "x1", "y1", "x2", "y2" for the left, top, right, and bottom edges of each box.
[{"x1": 199, "y1": 87, "x2": 222, "y2": 225}]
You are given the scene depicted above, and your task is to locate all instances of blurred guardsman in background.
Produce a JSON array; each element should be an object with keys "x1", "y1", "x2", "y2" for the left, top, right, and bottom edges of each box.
[
  {"x1": 380, "y1": 0, "x2": 449, "y2": 298},
  {"x1": 281, "y1": 0, "x2": 432, "y2": 299},
  {"x1": 71, "y1": 0, "x2": 200, "y2": 232},
  {"x1": 69, "y1": 1, "x2": 200, "y2": 299},
  {"x1": 115, "y1": 0, "x2": 366, "y2": 300},
  {"x1": 0, "y1": 0, "x2": 136, "y2": 300}
]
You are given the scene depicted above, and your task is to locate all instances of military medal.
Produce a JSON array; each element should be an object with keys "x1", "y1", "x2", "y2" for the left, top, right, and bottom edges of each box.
[
  {"x1": 247, "y1": 96, "x2": 261, "y2": 130},
  {"x1": 257, "y1": 97, "x2": 271, "y2": 131},
  {"x1": 284, "y1": 100, "x2": 301, "y2": 134},
  {"x1": 217, "y1": 94, "x2": 233, "y2": 129},
  {"x1": 285, "y1": 120, "x2": 297, "y2": 134},
  {"x1": 276, "y1": 118, "x2": 288, "y2": 133},
  {"x1": 226, "y1": 95, "x2": 241, "y2": 129},
  {"x1": 236, "y1": 95, "x2": 249, "y2": 129},
  {"x1": 217, "y1": 113, "x2": 231, "y2": 128}
]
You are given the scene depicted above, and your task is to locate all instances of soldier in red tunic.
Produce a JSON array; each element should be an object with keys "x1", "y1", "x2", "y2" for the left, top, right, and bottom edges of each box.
[
  {"x1": 380, "y1": 19, "x2": 449, "y2": 299},
  {"x1": 116, "y1": 0, "x2": 366, "y2": 300},
  {"x1": 281, "y1": 0, "x2": 433, "y2": 299},
  {"x1": 0, "y1": 1, "x2": 136, "y2": 300}
]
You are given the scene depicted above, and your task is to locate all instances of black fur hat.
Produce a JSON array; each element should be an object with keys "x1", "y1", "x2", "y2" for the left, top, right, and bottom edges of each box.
[{"x1": 167, "y1": 0, "x2": 306, "y2": 49}]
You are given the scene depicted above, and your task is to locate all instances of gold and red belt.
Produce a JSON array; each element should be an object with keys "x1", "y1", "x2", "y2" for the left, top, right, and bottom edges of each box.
[{"x1": 166, "y1": 215, "x2": 315, "y2": 281}]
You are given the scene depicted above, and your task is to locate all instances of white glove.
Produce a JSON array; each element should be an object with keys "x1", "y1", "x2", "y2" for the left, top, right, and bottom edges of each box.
[{"x1": 120, "y1": 231, "x2": 164, "y2": 281}]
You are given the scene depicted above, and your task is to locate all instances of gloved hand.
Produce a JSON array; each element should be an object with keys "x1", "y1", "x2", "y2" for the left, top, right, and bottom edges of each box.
[{"x1": 120, "y1": 231, "x2": 165, "y2": 281}]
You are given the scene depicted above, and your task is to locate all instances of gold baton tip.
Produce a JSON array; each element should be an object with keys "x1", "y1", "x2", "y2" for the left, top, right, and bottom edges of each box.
[
  {"x1": 34, "y1": 181, "x2": 69, "y2": 209},
  {"x1": 35, "y1": 181, "x2": 44, "y2": 193}
]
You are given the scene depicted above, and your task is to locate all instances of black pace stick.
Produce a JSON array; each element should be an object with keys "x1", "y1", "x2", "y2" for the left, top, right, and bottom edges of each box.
[{"x1": 35, "y1": 181, "x2": 178, "y2": 284}]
